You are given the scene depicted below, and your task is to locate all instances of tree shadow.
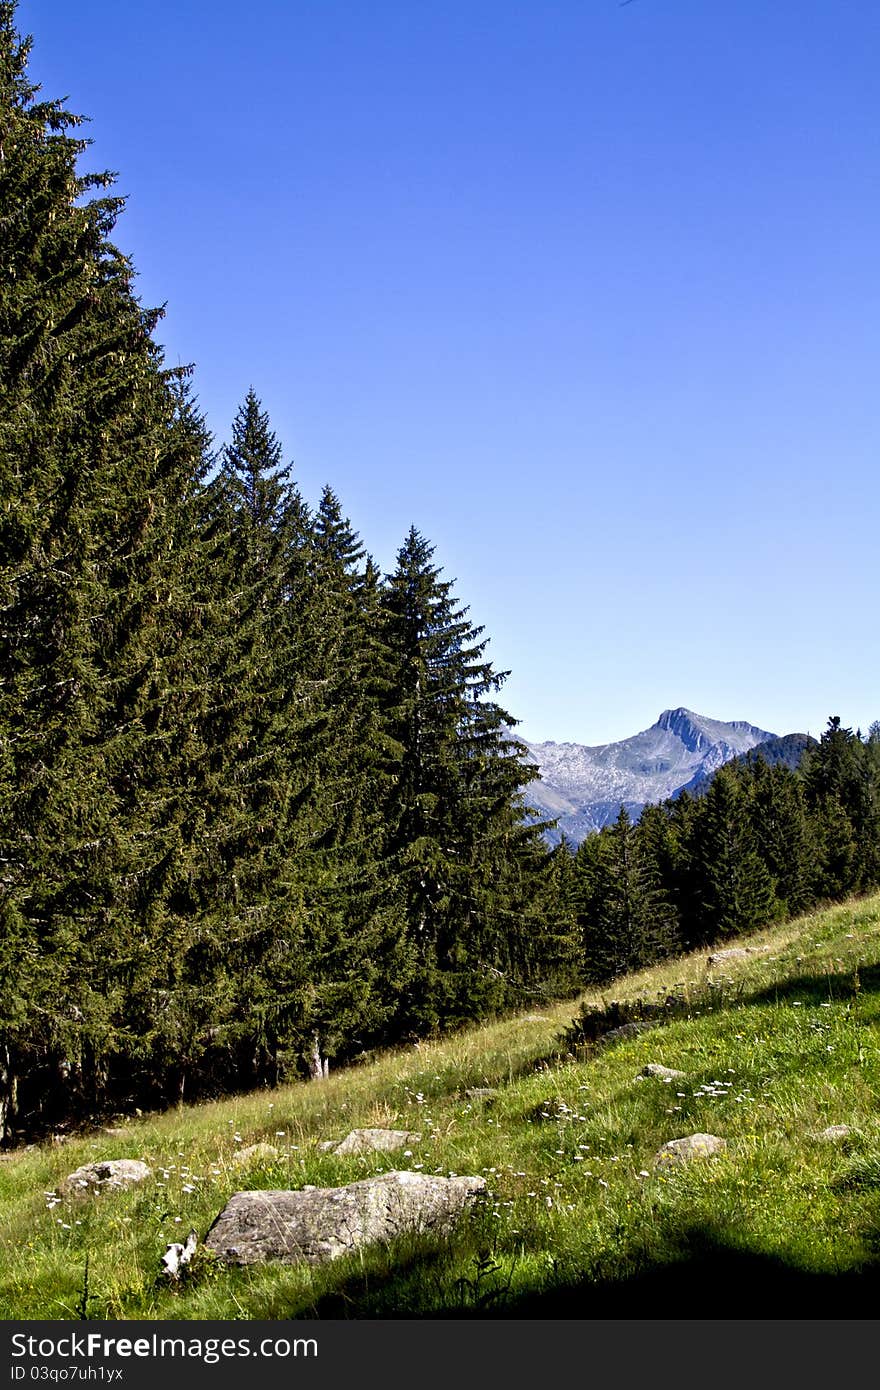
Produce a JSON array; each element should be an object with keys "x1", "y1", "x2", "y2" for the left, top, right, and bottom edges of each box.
[
  {"x1": 297, "y1": 1221, "x2": 880, "y2": 1319},
  {"x1": 495, "y1": 1225, "x2": 880, "y2": 1319},
  {"x1": 743, "y1": 960, "x2": 880, "y2": 1011}
]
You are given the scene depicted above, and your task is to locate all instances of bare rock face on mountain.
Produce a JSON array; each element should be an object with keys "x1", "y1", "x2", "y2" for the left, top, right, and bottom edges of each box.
[
  {"x1": 522, "y1": 708, "x2": 778, "y2": 843},
  {"x1": 204, "y1": 1171, "x2": 486, "y2": 1265}
]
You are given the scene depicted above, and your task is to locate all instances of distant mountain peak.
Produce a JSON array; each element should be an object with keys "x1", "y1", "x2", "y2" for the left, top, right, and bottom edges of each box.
[{"x1": 523, "y1": 708, "x2": 778, "y2": 844}]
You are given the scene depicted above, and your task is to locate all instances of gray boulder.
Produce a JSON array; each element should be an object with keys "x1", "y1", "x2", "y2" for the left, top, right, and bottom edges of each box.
[
  {"x1": 325, "y1": 1128, "x2": 421, "y2": 1157},
  {"x1": 60, "y1": 1158, "x2": 152, "y2": 1196},
  {"x1": 654, "y1": 1133, "x2": 726, "y2": 1166},
  {"x1": 204, "y1": 1170, "x2": 486, "y2": 1266},
  {"x1": 641, "y1": 1064, "x2": 685, "y2": 1081}
]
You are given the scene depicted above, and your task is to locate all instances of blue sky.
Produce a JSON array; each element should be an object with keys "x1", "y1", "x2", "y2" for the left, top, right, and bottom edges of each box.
[{"x1": 20, "y1": 0, "x2": 880, "y2": 744}]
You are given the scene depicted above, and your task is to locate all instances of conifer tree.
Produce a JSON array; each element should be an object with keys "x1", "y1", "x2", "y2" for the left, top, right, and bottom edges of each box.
[
  {"x1": 801, "y1": 717, "x2": 878, "y2": 896},
  {"x1": 691, "y1": 767, "x2": 778, "y2": 943},
  {"x1": 0, "y1": 3, "x2": 213, "y2": 1126},
  {"x1": 745, "y1": 759, "x2": 814, "y2": 916},
  {"x1": 381, "y1": 527, "x2": 548, "y2": 1031},
  {"x1": 575, "y1": 807, "x2": 677, "y2": 982}
]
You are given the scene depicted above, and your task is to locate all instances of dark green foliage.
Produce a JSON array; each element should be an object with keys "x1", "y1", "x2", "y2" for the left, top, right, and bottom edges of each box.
[
  {"x1": 745, "y1": 759, "x2": 814, "y2": 916},
  {"x1": 690, "y1": 767, "x2": 779, "y2": 943},
  {"x1": 380, "y1": 528, "x2": 553, "y2": 1032},
  {"x1": 801, "y1": 717, "x2": 880, "y2": 895},
  {"x1": 574, "y1": 807, "x2": 678, "y2": 983}
]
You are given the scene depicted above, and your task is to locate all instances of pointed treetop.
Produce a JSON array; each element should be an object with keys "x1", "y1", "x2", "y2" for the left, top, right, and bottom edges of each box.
[{"x1": 221, "y1": 387, "x2": 291, "y2": 527}]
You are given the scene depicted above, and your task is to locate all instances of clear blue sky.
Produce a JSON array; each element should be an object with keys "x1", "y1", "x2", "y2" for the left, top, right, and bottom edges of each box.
[{"x1": 20, "y1": 0, "x2": 880, "y2": 745}]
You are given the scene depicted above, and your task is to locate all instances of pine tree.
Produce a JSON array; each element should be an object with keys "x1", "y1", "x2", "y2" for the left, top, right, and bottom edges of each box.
[
  {"x1": 691, "y1": 767, "x2": 778, "y2": 943},
  {"x1": 801, "y1": 717, "x2": 878, "y2": 896},
  {"x1": 575, "y1": 807, "x2": 678, "y2": 983},
  {"x1": 0, "y1": 4, "x2": 213, "y2": 1127},
  {"x1": 745, "y1": 758, "x2": 815, "y2": 916},
  {"x1": 381, "y1": 527, "x2": 549, "y2": 1031}
]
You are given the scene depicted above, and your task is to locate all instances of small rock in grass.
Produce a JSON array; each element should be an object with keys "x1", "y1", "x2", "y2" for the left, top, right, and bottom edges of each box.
[
  {"x1": 327, "y1": 1128, "x2": 421, "y2": 1157},
  {"x1": 464, "y1": 1088, "x2": 499, "y2": 1103},
  {"x1": 60, "y1": 1158, "x2": 152, "y2": 1196},
  {"x1": 654, "y1": 1133, "x2": 726, "y2": 1166},
  {"x1": 815, "y1": 1125, "x2": 852, "y2": 1142},
  {"x1": 641, "y1": 1064, "x2": 685, "y2": 1081},
  {"x1": 231, "y1": 1142, "x2": 279, "y2": 1166}
]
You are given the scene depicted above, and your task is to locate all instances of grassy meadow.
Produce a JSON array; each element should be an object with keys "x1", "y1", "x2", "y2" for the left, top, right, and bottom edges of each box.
[{"x1": 3, "y1": 893, "x2": 880, "y2": 1319}]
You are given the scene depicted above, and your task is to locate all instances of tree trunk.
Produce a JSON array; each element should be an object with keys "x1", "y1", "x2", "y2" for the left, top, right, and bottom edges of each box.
[
  {"x1": 309, "y1": 1033, "x2": 325, "y2": 1081},
  {"x1": 0, "y1": 1046, "x2": 17, "y2": 1145}
]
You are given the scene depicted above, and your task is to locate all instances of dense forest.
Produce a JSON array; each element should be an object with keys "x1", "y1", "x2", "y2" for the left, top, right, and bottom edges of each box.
[{"x1": 1, "y1": 6, "x2": 878, "y2": 1143}]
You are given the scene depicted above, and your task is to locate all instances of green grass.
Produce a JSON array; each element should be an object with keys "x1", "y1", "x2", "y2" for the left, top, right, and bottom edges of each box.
[{"x1": 3, "y1": 894, "x2": 880, "y2": 1319}]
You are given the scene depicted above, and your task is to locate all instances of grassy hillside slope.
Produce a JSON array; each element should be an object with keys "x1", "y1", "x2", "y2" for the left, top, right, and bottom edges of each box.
[{"x1": 3, "y1": 893, "x2": 880, "y2": 1319}]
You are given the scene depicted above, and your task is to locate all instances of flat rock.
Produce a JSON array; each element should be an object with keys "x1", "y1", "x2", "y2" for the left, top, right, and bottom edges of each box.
[
  {"x1": 641, "y1": 1064, "x2": 685, "y2": 1081},
  {"x1": 231, "y1": 1142, "x2": 279, "y2": 1166},
  {"x1": 326, "y1": 1128, "x2": 421, "y2": 1157},
  {"x1": 464, "y1": 1088, "x2": 499, "y2": 1103},
  {"x1": 60, "y1": 1158, "x2": 152, "y2": 1196},
  {"x1": 204, "y1": 1170, "x2": 486, "y2": 1266},
  {"x1": 815, "y1": 1125, "x2": 852, "y2": 1142},
  {"x1": 654, "y1": 1133, "x2": 726, "y2": 1167}
]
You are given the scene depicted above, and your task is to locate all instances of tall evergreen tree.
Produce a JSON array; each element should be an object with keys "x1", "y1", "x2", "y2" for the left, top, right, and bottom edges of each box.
[
  {"x1": 745, "y1": 758, "x2": 815, "y2": 916},
  {"x1": 575, "y1": 807, "x2": 677, "y2": 983},
  {"x1": 691, "y1": 767, "x2": 778, "y2": 943},
  {"x1": 801, "y1": 717, "x2": 878, "y2": 896},
  {"x1": 381, "y1": 527, "x2": 549, "y2": 1031},
  {"x1": 0, "y1": 3, "x2": 212, "y2": 1128}
]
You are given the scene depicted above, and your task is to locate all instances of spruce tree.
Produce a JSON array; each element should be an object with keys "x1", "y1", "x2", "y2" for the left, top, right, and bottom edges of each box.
[
  {"x1": 691, "y1": 767, "x2": 778, "y2": 943},
  {"x1": 575, "y1": 807, "x2": 677, "y2": 983},
  {"x1": 381, "y1": 527, "x2": 549, "y2": 1031},
  {"x1": 0, "y1": 4, "x2": 213, "y2": 1126},
  {"x1": 745, "y1": 758, "x2": 815, "y2": 916}
]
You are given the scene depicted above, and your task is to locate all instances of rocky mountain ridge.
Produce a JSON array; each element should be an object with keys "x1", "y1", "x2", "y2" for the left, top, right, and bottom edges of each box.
[{"x1": 522, "y1": 707, "x2": 777, "y2": 843}]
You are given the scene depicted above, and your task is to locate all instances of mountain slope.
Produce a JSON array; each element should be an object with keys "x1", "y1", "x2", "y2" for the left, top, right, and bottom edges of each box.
[
  {"x1": 523, "y1": 707, "x2": 777, "y2": 842},
  {"x1": 678, "y1": 731, "x2": 816, "y2": 799}
]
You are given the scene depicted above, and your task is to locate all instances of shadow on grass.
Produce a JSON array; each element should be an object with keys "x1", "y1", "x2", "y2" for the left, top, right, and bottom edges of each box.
[
  {"x1": 562, "y1": 958, "x2": 879, "y2": 1059},
  {"x1": 500, "y1": 1228, "x2": 880, "y2": 1319},
  {"x1": 744, "y1": 960, "x2": 880, "y2": 1010},
  {"x1": 302, "y1": 1225, "x2": 880, "y2": 1319}
]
